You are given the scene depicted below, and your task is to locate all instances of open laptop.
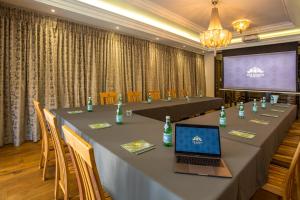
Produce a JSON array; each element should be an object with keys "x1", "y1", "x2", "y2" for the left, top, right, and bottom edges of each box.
[{"x1": 174, "y1": 123, "x2": 232, "y2": 178}]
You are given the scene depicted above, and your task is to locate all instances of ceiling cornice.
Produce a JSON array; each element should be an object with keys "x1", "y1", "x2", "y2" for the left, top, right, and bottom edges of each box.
[
  {"x1": 124, "y1": 0, "x2": 205, "y2": 32},
  {"x1": 232, "y1": 21, "x2": 295, "y2": 37},
  {"x1": 220, "y1": 34, "x2": 300, "y2": 50},
  {"x1": 34, "y1": 0, "x2": 204, "y2": 49}
]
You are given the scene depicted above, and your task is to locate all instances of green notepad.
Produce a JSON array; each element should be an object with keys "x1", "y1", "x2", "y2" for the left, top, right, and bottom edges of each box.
[
  {"x1": 67, "y1": 110, "x2": 83, "y2": 114},
  {"x1": 89, "y1": 123, "x2": 112, "y2": 129},
  {"x1": 249, "y1": 119, "x2": 270, "y2": 125},
  {"x1": 229, "y1": 130, "x2": 256, "y2": 139},
  {"x1": 121, "y1": 140, "x2": 155, "y2": 155}
]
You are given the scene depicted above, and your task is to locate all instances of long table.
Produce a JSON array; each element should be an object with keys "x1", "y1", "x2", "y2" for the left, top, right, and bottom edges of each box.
[
  {"x1": 53, "y1": 99, "x2": 296, "y2": 200},
  {"x1": 180, "y1": 103, "x2": 297, "y2": 185}
]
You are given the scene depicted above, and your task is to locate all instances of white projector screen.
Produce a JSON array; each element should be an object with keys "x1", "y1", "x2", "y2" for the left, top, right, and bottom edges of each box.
[{"x1": 223, "y1": 51, "x2": 297, "y2": 92}]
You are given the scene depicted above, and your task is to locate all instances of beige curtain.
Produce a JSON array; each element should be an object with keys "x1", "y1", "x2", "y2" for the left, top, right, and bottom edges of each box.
[{"x1": 0, "y1": 4, "x2": 206, "y2": 146}]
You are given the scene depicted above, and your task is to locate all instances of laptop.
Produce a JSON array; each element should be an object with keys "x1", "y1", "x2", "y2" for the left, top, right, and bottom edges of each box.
[{"x1": 174, "y1": 123, "x2": 232, "y2": 178}]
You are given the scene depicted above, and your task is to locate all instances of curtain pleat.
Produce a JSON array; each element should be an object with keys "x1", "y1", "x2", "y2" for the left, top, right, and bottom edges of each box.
[{"x1": 0, "y1": 4, "x2": 206, "y2": 146}]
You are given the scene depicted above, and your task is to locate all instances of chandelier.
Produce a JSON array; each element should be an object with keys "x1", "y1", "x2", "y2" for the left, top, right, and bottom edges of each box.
[{"x1": 200, "y1": 0, "x2": 232, "y2": 54}]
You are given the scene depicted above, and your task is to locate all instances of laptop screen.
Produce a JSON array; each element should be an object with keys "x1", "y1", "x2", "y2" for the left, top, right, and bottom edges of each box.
[{"x1": 175, "y1": 124, "x2": 221, "y2": 157}]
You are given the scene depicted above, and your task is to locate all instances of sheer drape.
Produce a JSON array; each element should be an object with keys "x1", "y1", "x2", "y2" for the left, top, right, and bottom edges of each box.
[{"x1": 0, "y1": 5, "x2": 205, "y2": 146}]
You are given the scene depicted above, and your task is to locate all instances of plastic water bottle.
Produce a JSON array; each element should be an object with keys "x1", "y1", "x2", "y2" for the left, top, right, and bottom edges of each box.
[
  {"x1": 87, "y1": 97, "x2": 93, "y2": 112},
  {"x1": 252, "y1": 99, "x2": 258, "y2": 113},
  {"x1": 261, "y1": 97, "x2": 267, "y2": 109},
  {"x1": 219, "y1": 106, "x2": 226, "y2": 127},
  {"x1": 163, "y1": 116, "x2": 172, "y2": 147},
  {"x1": 239, "y1": 102, "x2": 245, "y2": 119}
]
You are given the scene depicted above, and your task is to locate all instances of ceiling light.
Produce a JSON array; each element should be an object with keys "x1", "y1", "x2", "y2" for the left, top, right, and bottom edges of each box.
[
  {"x1": 182, "y1": 45, "x2": 186, "y2": 48},
  {"x1": 155, "y1": 37, "x2": 160, "y2": 40},
  {"x1": 199, "y1": 0, "x2": 232, "y2": 55},
  {"x1": 232, "y1": 19, "x2": 251, "y2": 34},
  {"x1": 116, "y1": 26, "x2": 120, "y2": 30},
  {"x1": 50, "y1": 9, "x2": 55, "y2": 13}
]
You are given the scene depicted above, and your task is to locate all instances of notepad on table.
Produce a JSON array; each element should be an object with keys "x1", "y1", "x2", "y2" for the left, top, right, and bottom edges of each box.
[
  {"x1": 249, "y1": 119, "x2": 270, "y2": 125},
  {"x1": 121, "y1": 140, "x2": 155, "y2": 155},
  {"x1": 89, "y1": 122, "x2": 112, "y2": 129},
  {"x1": 271, "y1": 109, "x2": 285, "y2": 113},
  {"x1": 274, "y1": 104, "x2": 290, "y2": 108},
  {"x1": 229, "y1": 130, "x2": 256, "y2": 139},
  {"x1": 67, "y1": 110, "x2": 83, "y2": 114},
  {"x1": 260, "y1": 113, "x2": 279, "y2": 118}
]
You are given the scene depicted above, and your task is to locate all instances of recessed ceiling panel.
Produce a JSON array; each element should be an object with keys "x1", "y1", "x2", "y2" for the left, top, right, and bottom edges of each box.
[{"x1": 148, "y1": 0, "x2": 290, "y2": 30}]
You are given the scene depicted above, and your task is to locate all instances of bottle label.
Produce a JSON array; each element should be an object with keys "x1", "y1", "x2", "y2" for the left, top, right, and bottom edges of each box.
[
  {"x1": 116, "y1": 115, "x2": 123, "y2": 123},
  {"x1": 87, "y1": 105, "x2": 93, "y2": 111},
  {"x1": 163, "y1": 133, "x2": 172, "y2": 144},
  {"x1": 261, "y1": 102, "x2": 266, "y2": 108},
  {"x1": 219, "y1": 117, "x2": 226, "y2": 126},
  {"x1": 252, "y1": 106, "x2": 257, "y2": 112},
  {"x1": 239, "y1": 110, "x2": 244, "y2": 117}
]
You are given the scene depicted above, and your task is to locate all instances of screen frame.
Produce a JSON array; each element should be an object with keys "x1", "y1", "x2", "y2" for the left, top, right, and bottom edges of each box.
[
  {"x1": 174, "y1": 123, "x2": 221, "y2": 157},
  {"x1": 222, "y1": 51, "x2": 297, "y2": 92},
  {"x1": 220, "y1": 42, "x2": 299, "y2": 93}
]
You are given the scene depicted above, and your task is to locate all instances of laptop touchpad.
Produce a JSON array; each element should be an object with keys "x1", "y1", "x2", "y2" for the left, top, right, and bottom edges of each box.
[{"x1": 189, "y1": 164, "x2": 214, "y2": 175}]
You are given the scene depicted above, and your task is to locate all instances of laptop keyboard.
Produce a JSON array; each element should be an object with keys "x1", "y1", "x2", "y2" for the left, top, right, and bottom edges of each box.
[{"x1": 177, "y1": 156, "x2": 221, "y2": 167}]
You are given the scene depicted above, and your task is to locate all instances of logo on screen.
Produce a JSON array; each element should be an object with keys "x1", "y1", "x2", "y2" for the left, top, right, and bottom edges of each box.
[
  {"x1": 192, "y1": 136, "x2": 203, "y2": 145},
  {"x1": 246, "y1": 67, "x2": 264, "y2": 78}
]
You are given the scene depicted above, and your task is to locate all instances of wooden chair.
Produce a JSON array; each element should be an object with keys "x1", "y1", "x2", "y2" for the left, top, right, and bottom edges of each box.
[
  {"x1": 62, "y1": 125, "x2": 112, "y2": 200},
  {"x1": 263, "y1": 135, "x2": 300, "y2": 200},
  {"x1": 127, "y1": 91, "x2": 141, "y2": 103},
  {"x1": 167, "y1": 89, "x2": 176, "y2": 98},
  {"x1": 148, "y1": 90, "x2": 160, "y2": 100},
  {"x1": 43, "y1": 109, "x2": 78, "y2": 200},
  {"x1": 181, "y1": 90, "x2": 188, "y2": 97},
  {"x1": 99, "y1": 92, "x2": 117, "y2": 105},
  {"x1": 33, "y1": 100, "x2": 55, "y2": 181}
]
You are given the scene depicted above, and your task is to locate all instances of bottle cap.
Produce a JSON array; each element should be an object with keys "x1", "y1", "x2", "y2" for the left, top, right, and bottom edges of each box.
[{"x1": 166, "y1": 116, "x2": 171, "y2": 120}]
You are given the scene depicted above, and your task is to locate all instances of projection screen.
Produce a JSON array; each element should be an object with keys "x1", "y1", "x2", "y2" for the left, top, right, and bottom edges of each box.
[{"x1": 223, "y1": 51, "x2": 297, "y2": 92}]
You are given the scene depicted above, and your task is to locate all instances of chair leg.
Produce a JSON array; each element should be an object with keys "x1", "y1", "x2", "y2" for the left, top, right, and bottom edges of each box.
[
  {"x1": 39, "y1": 142, "x2": 44, "y2": 169},
  {"x1": 54, "y1": 160, "x2": 59, "y2": 200},
  {"x1": 42, "y1": 152, "x2": 48, "y2": 181},
  {"x1": 296, "y1": 164, "x2": 300, "y2": 200}
]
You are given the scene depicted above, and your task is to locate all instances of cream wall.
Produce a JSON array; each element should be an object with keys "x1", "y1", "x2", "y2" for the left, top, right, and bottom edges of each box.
[{"x1": 204, "y1": 52, "x2": 215, "y2": 97}]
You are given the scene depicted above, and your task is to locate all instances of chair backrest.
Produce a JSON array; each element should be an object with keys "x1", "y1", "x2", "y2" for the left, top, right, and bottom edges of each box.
[
  {"x1": 33, "y1": 100, "x2": 50, "y2": 150},
  {"x1": 99, "y1": 92, "x2": 117, "y2": 105},
  {"x1": 148, "y1": 90, "x2": 160, "y2": 100},
  {"x1": 181, "y1": 90, "x2": 188, "y2": 97},
  {"x1": 43, "y1": 109, "x2": 69, "y2": 188},
  {"x1": 167, "y1": 89, "x2": 176, "y2": 98},
  {"x1": 127, "y1": 91, "x2": 141, "y2": 103},
  {"x1": 283, "y1": 139, "x2": 300, "y2": 198},
  {"x1": 62, "y1": 125, "x2": 106, "y2": 200}
]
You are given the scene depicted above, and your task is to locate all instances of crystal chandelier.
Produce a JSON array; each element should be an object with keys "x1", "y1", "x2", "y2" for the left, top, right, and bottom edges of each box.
[{"x1": 200, "y1": 0, "x2": 232, "y2": 54}]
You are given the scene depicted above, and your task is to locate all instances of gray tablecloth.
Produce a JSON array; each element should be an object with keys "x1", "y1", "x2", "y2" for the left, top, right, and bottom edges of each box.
[
  {"x1": 53, "y1": 103, "x2": 260, "y2": 200},
  {"x1": 180, "y1": 103, "x2": 297, "y2": 185}
]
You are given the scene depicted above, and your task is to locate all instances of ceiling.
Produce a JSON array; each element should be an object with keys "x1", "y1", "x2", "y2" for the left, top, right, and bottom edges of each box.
[
  {"x1": 149, "y1": 0, "x2": 290, "y2": 31},
  {"x1": 1, "y1": 0, "x2": 300, "y2": 54}
]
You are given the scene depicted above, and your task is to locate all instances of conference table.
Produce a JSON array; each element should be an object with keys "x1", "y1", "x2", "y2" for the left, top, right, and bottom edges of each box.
[{"x1": 53, "y1": 97, "x2": 296, "y2": 200}]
